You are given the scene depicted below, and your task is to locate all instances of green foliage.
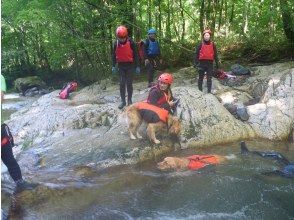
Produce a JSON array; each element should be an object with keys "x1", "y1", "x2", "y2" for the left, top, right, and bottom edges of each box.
[{"x1": 2, "y1": 0, "x2": 293, "y2": 87}]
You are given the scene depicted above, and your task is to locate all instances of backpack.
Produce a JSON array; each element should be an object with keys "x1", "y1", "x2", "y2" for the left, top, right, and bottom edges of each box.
[
  {"x1": 1, "y1": 123, "x2": 14, "y2": 148},
  {"x1": 59, "y1": 81, "x2": 78, "y2": 99},
  {"x1": 231, "y1": 64, "x2": 251, "y2": 76}
]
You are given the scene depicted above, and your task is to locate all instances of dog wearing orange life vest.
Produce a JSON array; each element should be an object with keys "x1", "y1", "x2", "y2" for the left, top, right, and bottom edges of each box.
[
  {"x1": 125, "y1": 102, "x2": 181, "y2": 144},
  {"x1": 157, "y1": 155, "x2": 228, "y2": 171}
]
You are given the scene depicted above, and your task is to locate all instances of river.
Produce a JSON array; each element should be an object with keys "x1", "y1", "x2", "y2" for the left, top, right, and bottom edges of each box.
[{"x1": 1, "y1": 94, "x2": 294, "y2": 219}]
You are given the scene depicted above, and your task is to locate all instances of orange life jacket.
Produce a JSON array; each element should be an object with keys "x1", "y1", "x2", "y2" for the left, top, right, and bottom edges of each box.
[
  {"x1": 115, "y1": 40, "x2": 134, "y2": 63},
  {"x1": 135, "y1": 102, "x2": 169, "y2": 123},
  {"x1": 199, "y1": 42, "x2": 214, "y2": 61},
  {"x1": 186, "y1": 155, "x2": 220, "y2": 170}
]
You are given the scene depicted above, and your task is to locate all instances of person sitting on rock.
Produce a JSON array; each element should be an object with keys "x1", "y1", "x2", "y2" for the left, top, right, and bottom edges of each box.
[
  {"x1": 112, "y1": 25, "x2": 140, "y2": 109},
  {"x1": 194, "y1": 29, "x2": 220, "y2": 93},
  {"x1": 146, "y1": 73, "x2": 178, "y2": 114},
  {"x1": 1, "y1": 74, "x2": 38, "y2": 192}
]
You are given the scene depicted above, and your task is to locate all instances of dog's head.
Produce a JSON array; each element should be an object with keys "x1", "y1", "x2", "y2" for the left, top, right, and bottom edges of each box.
[
  {"x1": 157, "y1": 157, "x2": 178, "y2": 170},
  {"x1": 167, "y1": 116, "x2": 181, "y2": 137}
]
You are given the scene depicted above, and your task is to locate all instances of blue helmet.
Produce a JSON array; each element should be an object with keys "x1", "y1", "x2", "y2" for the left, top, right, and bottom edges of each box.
[{"x1": 148, "y1": 28, "x2": 157, "y2": 35}]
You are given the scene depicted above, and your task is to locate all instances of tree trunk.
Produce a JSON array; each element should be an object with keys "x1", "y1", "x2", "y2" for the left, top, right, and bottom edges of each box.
[
  {"x1": 179, "y1": 0, "x2": 185, "y2": 42},
  {"x1": 200, "y1": 0, "x2": 205, "y2": 34},
  {"x1": 148, "y1": 0, "x2": 152, "y2": 28},
  {"x1": 218, "y1": 0, "x2": 223, "y2": 31},
  {"x1": 229, "y1": 0, "x2": 235, "y2": 33},
  {"x1": 279, "y1": 0, "x2": 294, "y2": 42},
  {"x1": 166, "y1": 0, "x2": 171, "y2": 39},
  {"x1": 158, "y1": 0, "x2": 162, "y2": 34}
]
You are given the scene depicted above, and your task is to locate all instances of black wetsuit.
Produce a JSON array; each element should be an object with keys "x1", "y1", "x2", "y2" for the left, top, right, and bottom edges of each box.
[
  {"x1": 194, "y1": 40, "x2": 219, "y2": 93},
  {"x1": 1, "y1": 125, "x2": 23, "y2": 182},
  {"x1": 240, "y1": 141, "x2": 294, "y2": 178},
  {"x1": 112, "y1": 38, "x2": 139, "y2": 104}
]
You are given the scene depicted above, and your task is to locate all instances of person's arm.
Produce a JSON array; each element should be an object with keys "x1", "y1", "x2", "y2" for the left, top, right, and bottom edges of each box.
[
  {"x1": 130, "y1": 39, "x2": 139, "y2": 67},
  {"x1": 143, "y1": 39, "x2": 149, "y2": 60},
  {"x1": 213, "y1": 43, "x2": 219, "y2": 69},
  {"x1": 112, "y1": 41, "x2": 117, "y2": 67},
  {"x1": 194, "y1": 43, "x2": 201, "y2": 67},
  {"x1": 1, "y1": 74, "x2": 7, "y2": 102}
]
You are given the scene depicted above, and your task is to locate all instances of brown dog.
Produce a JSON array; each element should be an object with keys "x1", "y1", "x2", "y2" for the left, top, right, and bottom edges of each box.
[
  {"x1": 125, "y1": 103, "x2": 181, "y2": 144},
  {"x1": 157, "y1": 155, "x2": 229, "y2": 171}
]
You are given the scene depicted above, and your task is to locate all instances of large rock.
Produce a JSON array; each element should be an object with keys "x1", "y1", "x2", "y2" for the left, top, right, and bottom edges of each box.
[
  {"x1": 247, "y1": 68, "x2": 294, "y2": 140},
  {"x1": 14, "y1": 76, "x2": 47, "y2": 94},
  {"x1": 174, "y1": 86, "x2": 255, "y2": 147},
  {"x1": 4, "y1": 61, "x2": 294, "y2": 176}
]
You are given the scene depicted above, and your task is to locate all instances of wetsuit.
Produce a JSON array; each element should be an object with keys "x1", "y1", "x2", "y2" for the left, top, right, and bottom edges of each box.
[
  {"x1": 194, "y1": 40, "x2": 219, "y2": 93},
  {"x1": 112, "y1": 38, "x2": 139, "y2": 105},
  {"x1": 240, "y1": 142, "x2": 294, "y2": 178}
]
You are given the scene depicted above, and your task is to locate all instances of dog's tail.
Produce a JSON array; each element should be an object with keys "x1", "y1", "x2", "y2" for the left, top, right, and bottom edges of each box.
[{"x1": 240, "y1": 141, "x2": 249, "y2": 154}]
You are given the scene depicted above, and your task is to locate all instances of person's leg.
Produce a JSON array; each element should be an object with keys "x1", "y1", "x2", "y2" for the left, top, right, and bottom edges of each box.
[
  {"x1": 1, "y1": 145, "x2": 22, "y2": 183},
  {"x1": 206, "y1": 63, "x2": 213, "y2": 93},
  {"x1": 147, "y1": 61, "x2": 155, "y2": 86},
  {"x1": 126, "y1": 65, "x2": 134, "y2": 105},
  {"x1": 198, "y1": 68, "x2": 205, "y2": 92},
  {"x1": 118, "y1": 67, "x2": 127, "y2": 109}
]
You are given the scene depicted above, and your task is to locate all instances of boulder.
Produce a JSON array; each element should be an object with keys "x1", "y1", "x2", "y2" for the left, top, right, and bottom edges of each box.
[
  {"x1": 247, "y1": 67, "x2": 294, "y2": 140},
  {"x1": 14, "y1": 76, "x2": 47, "y2": 94}
]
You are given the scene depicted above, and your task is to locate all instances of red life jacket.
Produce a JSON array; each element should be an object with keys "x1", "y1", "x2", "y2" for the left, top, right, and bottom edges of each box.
[
  {"x1": 135, "y1": 102, "x2": 169, "y2": 123},
  {"x1": 147, "y1": 86, "x2": 170, "y2": 106},
  {"x1": 186, "y1": 155, "x2": 220, "y2": 170},
  {"x1": 59, "y1": 82, "x2": 78, "y2": 99},
  {"x1": 199, "y1": 42, "x2": 214, "y2": 61},
  {"x1": 115, "y1": 40, "x2": 134, "y2": 63}
]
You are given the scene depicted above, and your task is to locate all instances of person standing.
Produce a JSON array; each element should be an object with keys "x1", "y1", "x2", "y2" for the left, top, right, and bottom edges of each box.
[
  {"x1": 194, "y1": 29, "x2": 220, "y2": 93},
  {"x1": 1, "y1": 74, "x2": 36, "y2": 191},
  {"x1": 112, "y1": 25, "x2": 140, "y2": 109},
  {"x1": 144, "y1": 28, "x2": 162, "y2": 87}
]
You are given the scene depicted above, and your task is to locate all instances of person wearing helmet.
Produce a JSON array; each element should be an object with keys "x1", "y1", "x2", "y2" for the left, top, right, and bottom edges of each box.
[
  {"x1": 147, "y1": 73, "x2": 177, "y2": 114},
  {"x1": 144, "y1": 28, "x2": 162, "y2": 87},
  {"x1": 112, "y1": 25, "x2": 140, "y2": 109},
  {"x1": 194, "y1": 29, "x2": 220, "y2": 93}
]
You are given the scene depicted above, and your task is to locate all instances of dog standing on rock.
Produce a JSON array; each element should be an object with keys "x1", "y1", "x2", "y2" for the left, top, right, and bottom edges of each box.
[{"x1": 125, "y1": 102, "x2": 181, "y2": 144}]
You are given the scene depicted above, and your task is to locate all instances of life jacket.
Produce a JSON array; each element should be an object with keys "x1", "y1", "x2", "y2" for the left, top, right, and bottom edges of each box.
[
  {"x1": 135, "y1": 102, "x2": 169, "y2": 123},
  {"x1": 214, "y1": 69, "x2": 227, "y2": 79},
  {"x1": 59, "y1": 81, "x2": 78, "y2": 99},
  {"x1": 1, "y1": 123, "x2": 14, "y2": 148},
  {"x1": 146, "y1": 39, "x2": 160, "y2": 56},
  {"x1": 137, "y1": 40, "x2": 145, "y2": 61},
  {"x1": 147, "y1": 85, "x2": 171, "y2": 106},
  {"x1": 115, "y1": 39, "x2": 134, "y2": 63},
  {"x1": 199, "y1": 41, "x2": 214, "y2": 61},
  {"x1": 186, "y1": 155, "x2": 220, "y2": 170}
]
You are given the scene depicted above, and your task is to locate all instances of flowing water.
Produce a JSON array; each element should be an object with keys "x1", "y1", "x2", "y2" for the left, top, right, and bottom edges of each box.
[{"x1": 1, "y1": 95, "x2": 294, "y2": 219}]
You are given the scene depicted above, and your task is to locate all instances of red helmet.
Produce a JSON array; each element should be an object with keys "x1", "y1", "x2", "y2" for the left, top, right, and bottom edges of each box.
[
  {"x1": 203, "y1": 29, "x2": 212, "y2": 35},
  {"x1": 158, "y1": 73, "x2": 173, "y2": 85},
  {"x1": 116, "y1": 26, "x2": 128, "y2": 38}
]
